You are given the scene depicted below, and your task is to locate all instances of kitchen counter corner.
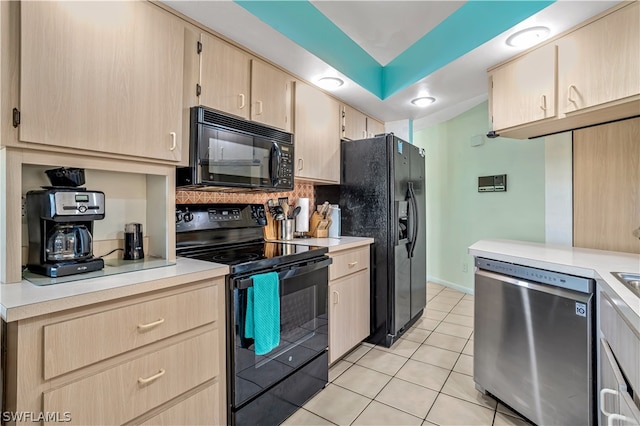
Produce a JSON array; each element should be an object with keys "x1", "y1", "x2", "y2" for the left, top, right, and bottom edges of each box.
[{"x1": 0, "y1": 257, "x2": 229, "y2": 322}]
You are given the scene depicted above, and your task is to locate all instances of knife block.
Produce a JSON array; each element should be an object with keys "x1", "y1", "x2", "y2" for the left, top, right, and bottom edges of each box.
[
  {"x1": 309, "y1": 212, "x2": 331, "y2": 238},
  {"x1": 263, "y1": 213, "x2": 278, "y2": 240}
]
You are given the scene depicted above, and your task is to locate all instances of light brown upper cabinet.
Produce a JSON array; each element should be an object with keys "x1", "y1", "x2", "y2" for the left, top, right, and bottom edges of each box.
[
  {"x1": 558, "y1": 2, "x2": 639, "y2": 114},
  {"x1": 341, "y1": 104, "x2": 367, "y2": 141},
  {"x1": 20, "y1": 1, "x2": 184, "y2": 162},
  {"x1": 197, "y1": 34, "x2": 291, "y2": 131},
  {"x1": 490, "y1": 43, "x2": 556, "y2": 130},
  {"x1": 294, "y1": 81, "x2": 340, "y2": 183},
  {"x1": 573, "y1": 117, "x2": 640, "y2": 255},
  {"x1": 489, "y1": 2, "x2": 639, "y2": 139},
  {"x1": 341, "y1": 105, "x2": 385, "y2": 140},
  {"x1": 366, "y1": 118, "x2": 385, "y2": 138},
  {"x1": 198, "y1": 32, "x2": 251, "y2": 121}
]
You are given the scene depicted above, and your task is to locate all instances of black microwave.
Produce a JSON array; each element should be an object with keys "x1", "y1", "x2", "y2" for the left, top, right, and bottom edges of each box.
[{"x1": 177, "y1": 106, "x2": 294, "y2": 191}]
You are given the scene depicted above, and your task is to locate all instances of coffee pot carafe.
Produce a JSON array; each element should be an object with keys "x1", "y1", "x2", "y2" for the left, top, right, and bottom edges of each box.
[{"x1": 46, "y1": 225, "x2": 93, "y2": 262}]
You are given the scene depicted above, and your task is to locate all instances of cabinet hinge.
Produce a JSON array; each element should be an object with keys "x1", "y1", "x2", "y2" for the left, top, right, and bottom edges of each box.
[
  {"x1": 196, "y1": 41, "x2": 202, "y2": 54},
  {"x1": 12, "y1": 108, "x2": 20, "y2": 128},
  {"x1": 196, "y1": 84, "x2": 202, "y2": 97}
]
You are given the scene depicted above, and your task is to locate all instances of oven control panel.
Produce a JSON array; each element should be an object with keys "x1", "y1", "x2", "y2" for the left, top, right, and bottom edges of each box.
[{"x1": 176, "y1": 204, "x2": 267, "y2": 231}]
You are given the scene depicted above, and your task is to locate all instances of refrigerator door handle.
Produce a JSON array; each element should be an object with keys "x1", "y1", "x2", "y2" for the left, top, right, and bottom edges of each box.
[{"x1": 407, "y1": 182, "x2": 419, "y2": 258}]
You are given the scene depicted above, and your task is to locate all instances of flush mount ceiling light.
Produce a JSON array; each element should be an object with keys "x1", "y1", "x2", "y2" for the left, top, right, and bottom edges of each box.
[
  {"x1": 411, "y1": 96, "x2": 436, "y2": 107},
  {"x1": 506, "y1": 26, "x2": 550, "y2": 48},
  {"x1": 317, "y1": 77, "x2": 344, "y2": 90}
]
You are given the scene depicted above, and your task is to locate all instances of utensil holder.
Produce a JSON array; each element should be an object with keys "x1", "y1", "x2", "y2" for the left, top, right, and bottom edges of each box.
[{"x1": 279, "y1": 219, "x2": 295, "y2": 240}]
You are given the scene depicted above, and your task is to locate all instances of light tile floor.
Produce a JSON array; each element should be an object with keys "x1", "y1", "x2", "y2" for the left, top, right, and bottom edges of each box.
[{"x1": 283, "y1": 282, "x2": 530, "y2": 426}]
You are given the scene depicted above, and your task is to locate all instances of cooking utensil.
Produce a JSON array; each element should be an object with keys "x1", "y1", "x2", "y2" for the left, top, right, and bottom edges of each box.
[
  {"x1": 280, "y1": 200, "x2": 290, "y2": 219},
  {"x1": 291, "y1": 206, "x2": 301, "y2": 219}
]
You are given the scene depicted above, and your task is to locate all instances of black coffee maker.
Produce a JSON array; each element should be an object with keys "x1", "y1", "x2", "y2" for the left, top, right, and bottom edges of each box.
[{"x1": 26, "y1": 188, "x2": 106, "y2": 277}]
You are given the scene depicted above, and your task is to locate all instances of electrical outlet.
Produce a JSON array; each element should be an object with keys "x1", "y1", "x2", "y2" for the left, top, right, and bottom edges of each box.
[{"x1": 462, "y1": 263, "x2": 468, "y2": 273}]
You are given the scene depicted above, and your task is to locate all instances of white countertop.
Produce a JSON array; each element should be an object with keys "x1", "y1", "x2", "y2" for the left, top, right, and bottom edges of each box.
[
  {"x1": 273, "y1": 236, "x2": 374, "y2": 252},
  {"x1": 0, "y1": 257, "x2": 228, "y2": 322},
  {"x1": 469, "y1": 239, "x2": 640, "y2": 322}
]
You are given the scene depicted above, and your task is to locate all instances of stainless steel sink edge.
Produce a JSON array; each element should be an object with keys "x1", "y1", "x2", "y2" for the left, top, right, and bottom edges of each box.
[{"x1": 611, "y1": 272, "x2": 640, "y2": 298}]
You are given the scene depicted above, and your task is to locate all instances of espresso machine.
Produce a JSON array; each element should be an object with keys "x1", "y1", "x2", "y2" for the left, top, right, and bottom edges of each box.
[{"x1": 26, "y1": 188, "x2": 106, "y2": 277}]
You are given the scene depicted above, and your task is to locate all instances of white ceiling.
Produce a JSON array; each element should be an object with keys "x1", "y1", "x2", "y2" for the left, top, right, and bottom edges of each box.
[{"x1": 163, "y1": 0, "x2": 623, "y2": 131}]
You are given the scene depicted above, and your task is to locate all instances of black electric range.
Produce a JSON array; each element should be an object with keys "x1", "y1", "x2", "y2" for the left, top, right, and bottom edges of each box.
[{"x1": 176, "y1": 203, "x2": 331, "y2": 426}]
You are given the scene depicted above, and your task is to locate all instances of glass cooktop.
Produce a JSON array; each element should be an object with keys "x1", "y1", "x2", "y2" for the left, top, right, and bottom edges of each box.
[{"x1": 179, "y1": 241, "x2": 328, "y2": 275}]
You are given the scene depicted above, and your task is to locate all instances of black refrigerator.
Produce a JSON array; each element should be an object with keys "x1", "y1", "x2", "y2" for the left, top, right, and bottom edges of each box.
[{"x1": 318, "y1": 134, "x2": 426, "y2": 347}]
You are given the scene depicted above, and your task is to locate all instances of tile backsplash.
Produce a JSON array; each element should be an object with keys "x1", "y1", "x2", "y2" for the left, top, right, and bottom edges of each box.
[{"x1": 176, "y1": 182, "x2": 316, "y2": 211}]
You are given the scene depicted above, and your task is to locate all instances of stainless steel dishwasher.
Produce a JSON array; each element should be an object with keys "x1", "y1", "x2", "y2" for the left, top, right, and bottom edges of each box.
[{"x1": 474, "y1": 257, "x2": 596, "y2": 426}]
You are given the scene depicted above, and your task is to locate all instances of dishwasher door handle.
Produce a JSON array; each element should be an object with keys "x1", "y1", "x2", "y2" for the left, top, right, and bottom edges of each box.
[{"x1": 475, "y1": 269, "x2": 590, "y2": 301}]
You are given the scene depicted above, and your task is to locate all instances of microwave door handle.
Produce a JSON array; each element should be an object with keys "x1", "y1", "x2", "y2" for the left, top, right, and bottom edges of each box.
[{"x1": 270, "y1": 143, "x2": 282, "y2": 185}]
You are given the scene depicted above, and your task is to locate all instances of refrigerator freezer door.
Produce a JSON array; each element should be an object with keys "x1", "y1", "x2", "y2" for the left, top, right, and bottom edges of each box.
[
  {"x1": 392, "y1": 136, "x2": 412, "y2": 336},
  {"x1": 409, "y1": 145, "x2": 427, "y2": 318}
]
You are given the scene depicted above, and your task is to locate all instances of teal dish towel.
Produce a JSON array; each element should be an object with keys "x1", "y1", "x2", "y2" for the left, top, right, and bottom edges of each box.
[{"x1": 244, "y1": 271, "x2": 280, "y2": 355}]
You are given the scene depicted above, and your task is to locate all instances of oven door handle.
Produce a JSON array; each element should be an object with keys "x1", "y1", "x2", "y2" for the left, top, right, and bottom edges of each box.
[{"x1": 236, "y1": 257, "x2": 332, "y2": 290}]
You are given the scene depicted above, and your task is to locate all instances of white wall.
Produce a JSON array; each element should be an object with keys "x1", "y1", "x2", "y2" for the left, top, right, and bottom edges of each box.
[
  {"x1": 544, "y1": 132, "x2": 573, "y2": 245},
  {"x1": 385, "y1": 119, "x2": 411, "y2": 142}
]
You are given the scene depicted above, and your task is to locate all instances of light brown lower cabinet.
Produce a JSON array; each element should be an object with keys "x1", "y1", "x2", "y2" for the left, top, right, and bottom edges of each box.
[
  {"x1": 598, "y1": 289, "x2": 640, "y2": 426},
  {"x1": 4, "y1": 278, "x2": 226, "y2": 425},
  {"x1": 328, "y1": 245, "x2": 371, "y2": 364}
]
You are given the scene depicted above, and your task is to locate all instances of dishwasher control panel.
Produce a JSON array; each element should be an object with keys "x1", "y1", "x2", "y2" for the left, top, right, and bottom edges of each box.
[{"x1": 475, "y1": 257, "x2": 594, "y2": 294}]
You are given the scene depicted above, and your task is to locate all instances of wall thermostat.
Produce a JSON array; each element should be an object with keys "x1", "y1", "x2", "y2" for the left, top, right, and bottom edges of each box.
[{"x1": 478, "y1": 174, "x2": 507, "y2": 192}]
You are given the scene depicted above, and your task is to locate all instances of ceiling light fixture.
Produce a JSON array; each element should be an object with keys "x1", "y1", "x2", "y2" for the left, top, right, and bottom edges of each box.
[
  {"x1": 317, "y1": 77, "x2": 344, "y2": 90},
  {"x1": 506, "y1": 26, "x2": 550, "y2": 48},
  {"x1": 411, "y1": 96, "x2": 436, "y2": 107}
]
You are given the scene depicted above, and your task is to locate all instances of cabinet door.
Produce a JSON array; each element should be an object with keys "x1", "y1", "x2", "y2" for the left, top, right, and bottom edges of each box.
[
  {"x1": 20, "y1": 1, "x2": 184, "y2": 162},
  {"x1": 342, "y1": 104, "x2": 367, "y2": 141},
  {"x1": 367, "y1": 118, "x2": 385, "y2": 138},
  {"x1": 328, "y1": 269, "x2": 370, "y2": 364},
  {"x1": 250, "y1": 59, "x2": 290, "y2": 130},
  {"x1": 573, "y1": 118, "x2": 640, "y2": 254},
  {"x1": 294, "y1": 81, "x2": 340, "y2": 183},
  {"x1": 199, "y1": 33, "x2": 250, "y2": 120},
  {"x1": 490, "y1": 43, "x2": 556, "y2": 130},
  {"x1": 558, "y1": 2, "x2": 640, "y2": 114}
]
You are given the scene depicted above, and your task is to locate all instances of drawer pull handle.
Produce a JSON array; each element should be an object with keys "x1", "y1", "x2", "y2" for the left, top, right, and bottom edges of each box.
[
  {"x1": 239, "y1": 93, "x2": 246, "y2": 109},
  {"x1": 169, "y1": 132, "x2": 177, "y2": 151},
  {"x1": 539, "y1": 94, "x2": 547, "y2": 111},
  {"x1": 138, "y1": 318, "x2": 165, "y2": 331},
  {"x1": 348, "y1": 261, "x2": 358, "y2": 267},
  {"x1": 138, "y1": 368, "x2": 166, "y2": 385},
  {"x1": 599, "y1": 388, "x2": 618, "y2": 417},
  {"x1": 333, "y1": 290, "x2": 340, "y2": 305},
  {"x1": 607, "y1": 414, "x2": 633, "y2": 426}
]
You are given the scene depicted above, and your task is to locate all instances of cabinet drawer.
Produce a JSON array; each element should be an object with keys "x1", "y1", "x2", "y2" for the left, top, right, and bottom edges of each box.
[
  {"x1": 43, "y1": 330, "x2": 218, "y2": 425},
  {"x1": 44, "y1": 285, "x2": 218, "y2": 379},
  {"x1": 600, "y1": 292, "x2": 640, "y2": 393},
  {"x1": 140, "y1": 383, "x2": 220, "y2": 425},
  {"x1": 329, "y1": 246, "x2": 369, "y2": 281}
]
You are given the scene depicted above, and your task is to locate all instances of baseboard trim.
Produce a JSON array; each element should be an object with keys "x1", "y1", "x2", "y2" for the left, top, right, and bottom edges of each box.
[{"x1": 427, "y1": 276, "x2": 474, "y2": 295}]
